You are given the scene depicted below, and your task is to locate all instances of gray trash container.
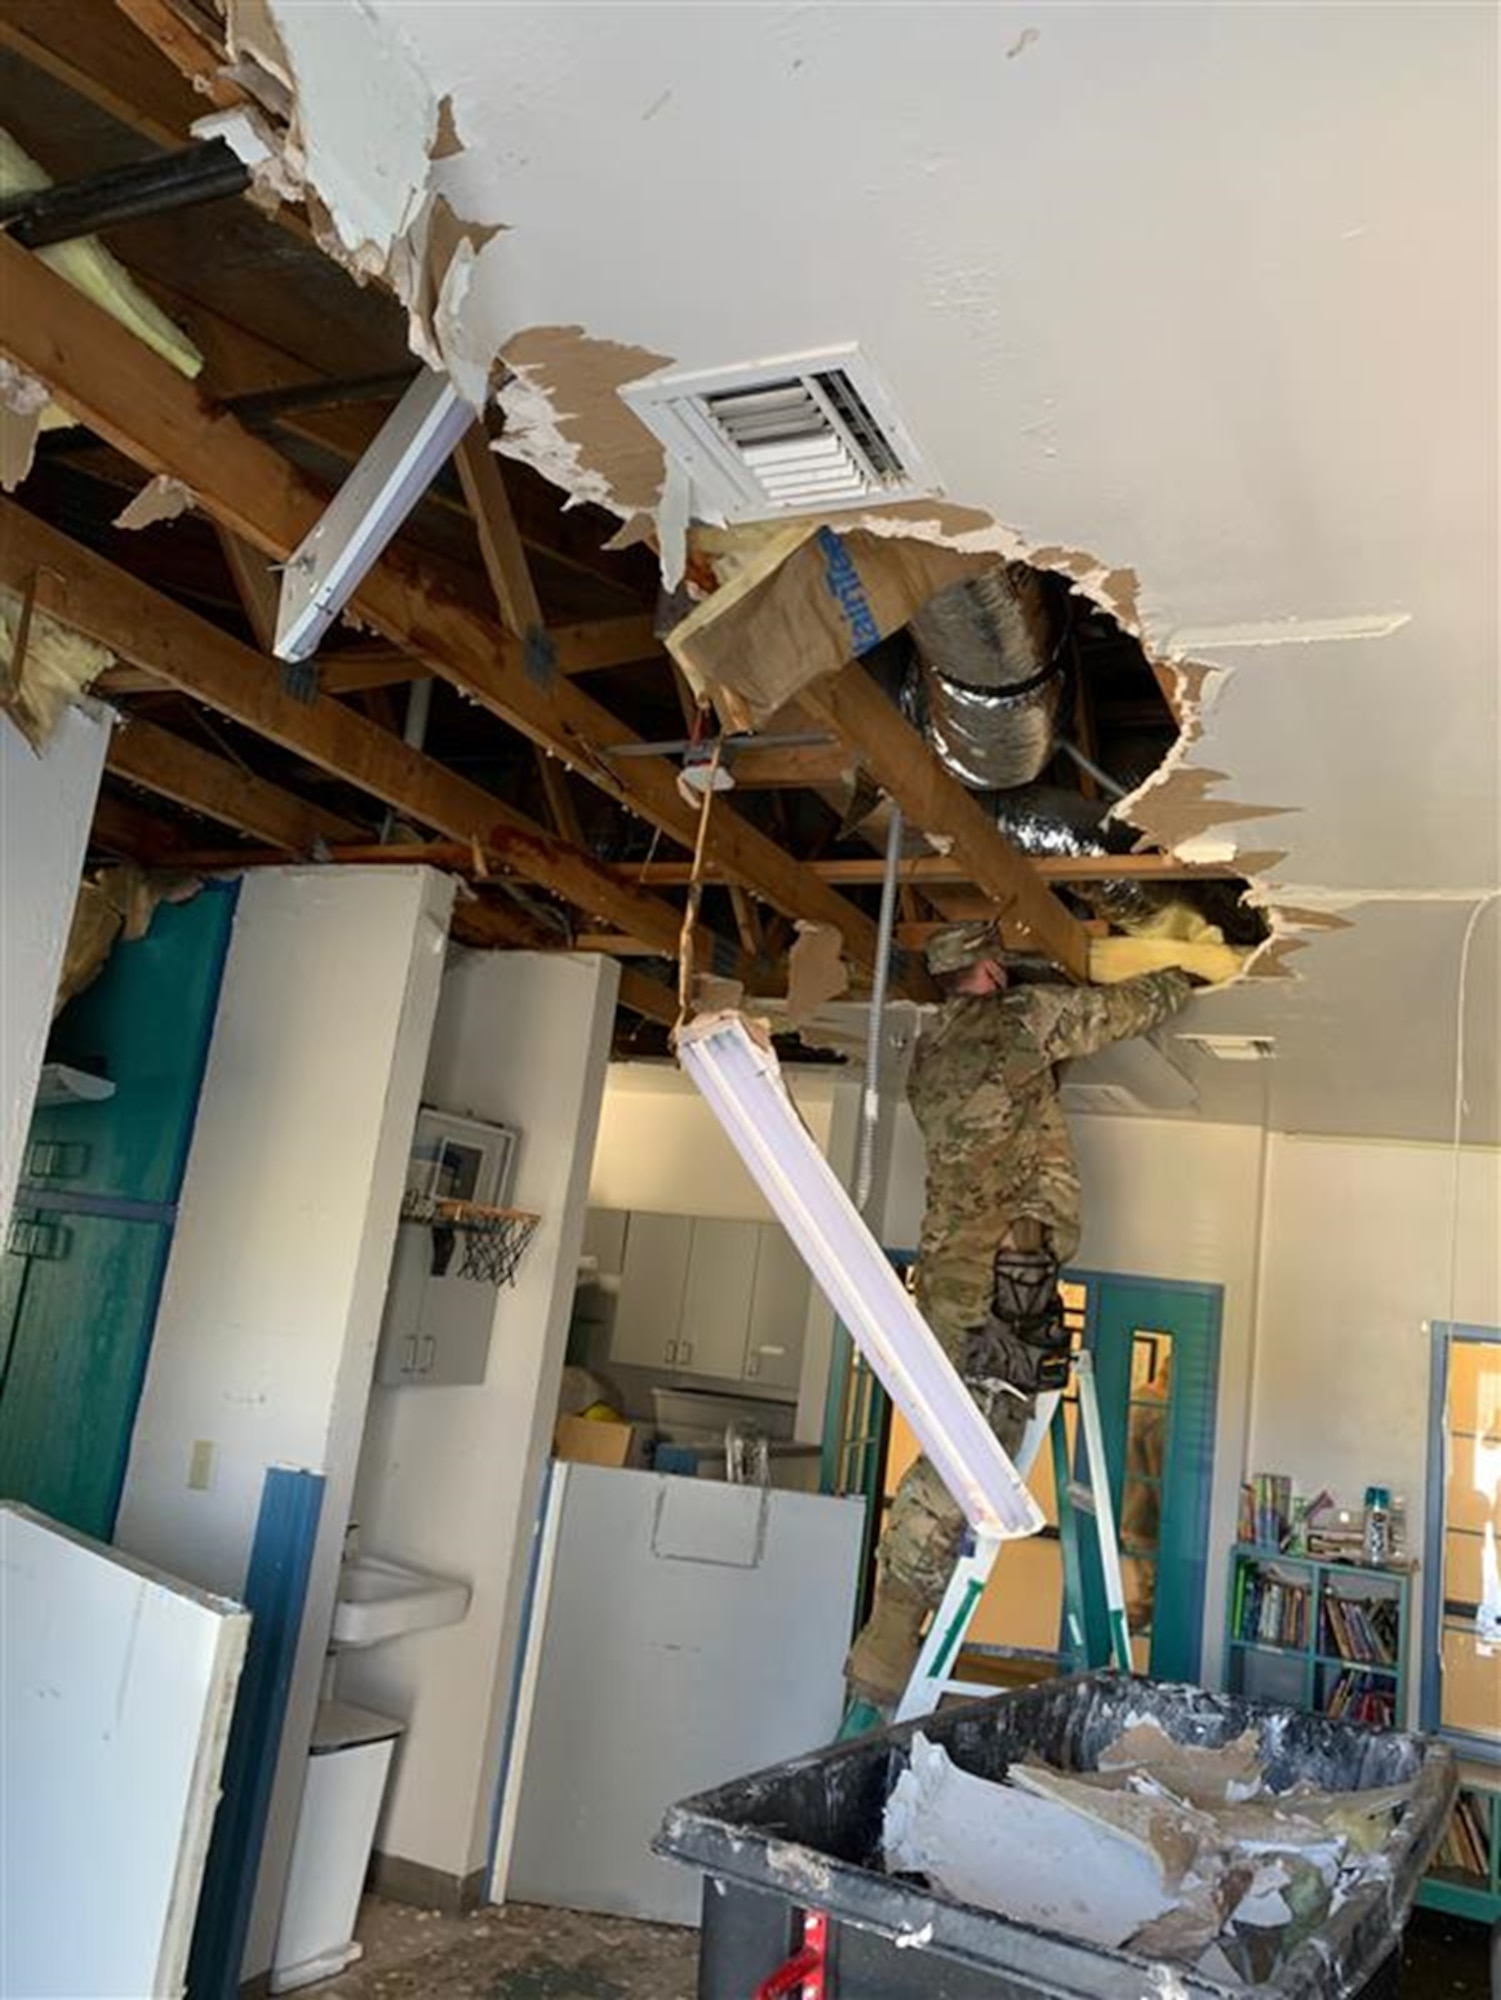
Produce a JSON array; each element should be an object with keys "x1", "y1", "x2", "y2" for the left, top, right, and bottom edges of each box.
[{"x1": 657, "y1": 1672, "x2": 1458, "y2": 1999}]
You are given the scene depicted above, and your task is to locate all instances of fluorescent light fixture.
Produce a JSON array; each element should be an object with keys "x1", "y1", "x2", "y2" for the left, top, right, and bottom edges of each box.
[
  {"x1": 274, "y1": 368, "x2": 475, "y2": 664},
  {"x1": 678, "y1": 1013, "x2": 1043, "y2": 1540}
]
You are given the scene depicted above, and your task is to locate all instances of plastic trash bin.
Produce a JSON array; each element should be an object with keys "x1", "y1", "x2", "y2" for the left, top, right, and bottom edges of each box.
[{"x1": 656, "y1": 1672, "x2": 1458, "y2": 2000}]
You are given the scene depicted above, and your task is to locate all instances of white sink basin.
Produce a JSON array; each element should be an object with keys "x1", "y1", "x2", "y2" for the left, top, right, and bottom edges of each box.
[{"x1": 331, "y1": 1554, "x2": 471, "y2": 1650}]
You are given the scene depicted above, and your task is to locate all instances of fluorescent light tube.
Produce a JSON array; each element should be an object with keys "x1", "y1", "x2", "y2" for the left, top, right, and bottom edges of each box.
[
  {"x1": 274, "y1": 369, "x2": 476, "y2": 664},
  {"x1": 678, "y1": 1014, "x2": 1043, "y2": 1541}
]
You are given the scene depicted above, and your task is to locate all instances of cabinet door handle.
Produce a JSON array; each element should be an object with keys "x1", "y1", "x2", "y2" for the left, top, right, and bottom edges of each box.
[
  {"x1": 665, "y1": 1339, "x2": 679, "y2": 1364},
  {"x1": 745, "y1": 1356, "x2": 759, "y2": 1379},
  {"x1": 402, "y1": 1336, "x2": 418, "y2": 1375},
  {"x1": 418, "y1": 1335, "x2": 436, "y2": 1375},
  {"x1": 679, "y1": 1341, "x2": 693, "y2": 1367}
]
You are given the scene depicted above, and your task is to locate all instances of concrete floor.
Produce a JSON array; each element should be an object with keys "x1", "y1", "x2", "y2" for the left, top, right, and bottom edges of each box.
[{"x1": 319, "y1": 1896, "x2": 1491, "y2": 1998}]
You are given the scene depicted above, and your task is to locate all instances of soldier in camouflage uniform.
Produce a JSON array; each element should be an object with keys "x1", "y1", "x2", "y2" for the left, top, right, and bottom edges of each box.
[{"x1": 845, "y1": 921, "x2": 1194, "y2": 1710}]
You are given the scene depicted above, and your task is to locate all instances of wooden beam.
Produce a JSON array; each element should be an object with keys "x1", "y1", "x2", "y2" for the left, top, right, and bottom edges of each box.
[
  {"x1": 454, "y1": 428, "x2": 544, "y2": 637},
  {"x1": 317, "y1": 649, "x2": 426, "y2": 695},
  {"x1": 0, "y1": 239, "x2": 889, "y2": 974},
  {"x1": 728, "y1": 884, "x2": 763, "y2": 957},
  {"x1": 0, "y1": 499, "x2": 695, "y2": 958},
  {"x1": 0, "y1": 0, "x2": 207, "y2": 149},
  {"x1": 726, "y1": 739, "x2": 855, "y2": 791},
  {"x1": 119, "y1": 276, "x2": 650, "y2": 609},
  {"x1": 534, "y1": 748, "x2": 585, "y2": 847},
  {"x1": 107, "y1": 712, "x2": 367, "y2": 851},
  {"x1": 614, "y1": 968, "x2": 681, "y2": 1028},
  {"x1": 626, "y1": 851, "x2": 1239, "y2": 888},
  {"x1": 112, "y1": 0, "x2": 242, "y2": 110},
  {"x1": 213, "y1": 526, "x2": 280, "y2": 652},
  {"x1": 90, "y1": 783, "x2": 186, "y2": 861},
  {"x1": 800, "y1": 666, "x2": 1090, "y2": 978}
]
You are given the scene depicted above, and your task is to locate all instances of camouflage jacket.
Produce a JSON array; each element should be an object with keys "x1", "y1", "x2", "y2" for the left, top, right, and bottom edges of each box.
[{"x1": 910, "y1": 971, "x2": 1192, "y2": 1305}]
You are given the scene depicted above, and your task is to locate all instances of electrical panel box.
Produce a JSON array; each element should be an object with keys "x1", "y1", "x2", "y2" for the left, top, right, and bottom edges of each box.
[{"x1": 375, "y1": 1107, "x2": 521, "y2": 1387}]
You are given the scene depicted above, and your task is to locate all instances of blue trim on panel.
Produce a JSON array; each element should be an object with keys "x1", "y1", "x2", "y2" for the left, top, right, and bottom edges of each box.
[
  {"x1": 486, "y1": 1459, "x2": 558, "y2": 1884},
  {"x1": 188, "y1": 1467, "x2": 325, "y2": 2000},
  {"x1": 1422, "y1": 1319, "x2": 1501, "y2": 1757}
]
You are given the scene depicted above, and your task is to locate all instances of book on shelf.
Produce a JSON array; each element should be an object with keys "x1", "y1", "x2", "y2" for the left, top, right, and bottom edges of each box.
[
  {"x1": 1234, "y1": 1562, "x2": 1311, "y2": 1649},
  {"x1": 1434, "y1": 1793, "x2": 1492, "y2": 1879},
  {"x1": 1251, "y1": 1472, "x2": 1293, "y2": 1551},
  {"x1": 1322, "y1": 1591, "x2": 1399, "y2": 1666},
  {"x1": 1324, "y1": 1668, "x2": 1395, "y2": 1728}
]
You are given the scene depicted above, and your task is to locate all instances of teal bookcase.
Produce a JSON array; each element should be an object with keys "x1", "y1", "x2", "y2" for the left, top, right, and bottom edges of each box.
[{"x1": 1223, "y1": 1543, "x2": 1412, "y2": 1728}]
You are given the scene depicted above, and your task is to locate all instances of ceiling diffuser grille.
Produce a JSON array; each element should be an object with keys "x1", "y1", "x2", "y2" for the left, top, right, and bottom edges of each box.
[{"x1": 621, "y1": 346, "x2": 939, "y2": 522}]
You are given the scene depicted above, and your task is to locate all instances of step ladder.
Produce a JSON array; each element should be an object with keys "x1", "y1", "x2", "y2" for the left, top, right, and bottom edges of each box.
[{"x1": 894, "y1": 1350, "x2": 1133, "y2": 1724}]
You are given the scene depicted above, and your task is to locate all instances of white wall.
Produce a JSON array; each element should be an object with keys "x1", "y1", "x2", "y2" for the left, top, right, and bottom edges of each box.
[
  {"x1": 0, "y1": 704, "x2": 109, "y2": 1234},
  {"x1": 590, "y1": 1059, "x2": 839, "y2": 1219},
  {"x1": 113, "y1": 866, "x2": 454, "y2": 1980},
  {"x1": 1250, "y1": 1135, "x2": 1501, "y2": 1695},
  {"x1": 340, "y1": 950, "x2": 618, "y2": 1887}
]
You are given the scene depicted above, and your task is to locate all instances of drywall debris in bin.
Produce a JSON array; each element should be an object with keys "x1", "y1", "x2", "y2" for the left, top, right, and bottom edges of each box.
[{"x1": 884, "y1": 1734, "x2": 1176, "y2": 1948}]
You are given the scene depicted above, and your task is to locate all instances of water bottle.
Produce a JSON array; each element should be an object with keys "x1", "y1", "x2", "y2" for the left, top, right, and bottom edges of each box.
[{"x1": 1363, "y1": 1486, "x2": 1391, "y2": 1567}]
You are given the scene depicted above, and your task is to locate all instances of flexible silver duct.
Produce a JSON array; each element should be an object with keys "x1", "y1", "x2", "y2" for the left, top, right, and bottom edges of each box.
[
  {"x1": 910, "y1": 563, "x2": 1062, "y2": 789},
  {"x1": 987, "y1": 786, "x2": 1163, "y2": 929}
]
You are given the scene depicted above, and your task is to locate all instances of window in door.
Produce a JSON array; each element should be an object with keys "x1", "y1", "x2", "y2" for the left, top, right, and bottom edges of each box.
[
  {"x1": 1120, "y1": 1329, "x2": 1173, "y2": 1671},
  {"x1": 1424, "y1": 1323, "x2": 1501, "y2": 1754}
]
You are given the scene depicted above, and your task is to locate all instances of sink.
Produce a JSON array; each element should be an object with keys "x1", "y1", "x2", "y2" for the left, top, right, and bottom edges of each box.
[{"x1": 331, "y1": 1554, "x2": 471, "y2": 1650}]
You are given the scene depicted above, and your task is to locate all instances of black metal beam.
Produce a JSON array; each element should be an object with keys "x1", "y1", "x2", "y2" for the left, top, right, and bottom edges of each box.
[{"x1": 0, "y1": 140, "x2": 250, "y2": 249}]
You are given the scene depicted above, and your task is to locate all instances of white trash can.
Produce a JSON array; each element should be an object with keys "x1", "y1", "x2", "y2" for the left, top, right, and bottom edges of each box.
[{"x1": 271, "y1": 1700, "x2": 404, "y2": 1993}]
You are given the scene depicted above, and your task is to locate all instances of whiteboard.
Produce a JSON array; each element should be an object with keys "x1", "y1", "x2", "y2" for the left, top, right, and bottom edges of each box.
[{"x1": 0, "y1": 1504, "x2": 249, "y2": 1999}]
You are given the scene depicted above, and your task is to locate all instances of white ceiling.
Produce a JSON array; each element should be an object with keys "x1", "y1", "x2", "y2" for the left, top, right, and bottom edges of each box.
[{"x1": 268, "y1": 1, "x2": 1500, "y2": 1143}]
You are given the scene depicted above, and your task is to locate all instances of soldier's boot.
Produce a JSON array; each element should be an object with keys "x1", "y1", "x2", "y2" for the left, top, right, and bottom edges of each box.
[{"x1": 843, "y1": 1575, "x2": 929, "y2": 1713}]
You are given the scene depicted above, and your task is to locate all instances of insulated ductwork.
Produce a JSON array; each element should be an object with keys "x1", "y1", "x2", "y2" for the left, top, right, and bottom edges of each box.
[
  {"x1": 987, "y1": 786, "x2": 1163, "y2": 929},
  {"x1": 910, "y1": 563, "x2": 1062, "y2": 790}
]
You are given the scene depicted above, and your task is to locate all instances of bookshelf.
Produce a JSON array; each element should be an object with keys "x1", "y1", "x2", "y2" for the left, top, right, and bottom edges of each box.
[
  {"x1": 1416, "y1": 1762, "x2": 1501, "y2": 1927},
  {"x1": 1223, "y1": 1544, "x2": 1411, "y2": 1729}
]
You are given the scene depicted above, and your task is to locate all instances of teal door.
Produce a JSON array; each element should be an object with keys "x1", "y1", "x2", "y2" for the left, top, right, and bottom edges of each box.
[
  {"x1": 0, "y1": 886, "x2": 236, "y2": 1539},
  {"x1": 1075, "y1": 1274, "x2": 1223, "y2": 1683}
]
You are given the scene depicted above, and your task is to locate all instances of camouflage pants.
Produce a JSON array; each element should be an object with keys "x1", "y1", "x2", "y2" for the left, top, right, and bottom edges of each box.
[{"x1": 878, "y1": 1242, "x2": 1054, "y2": 1610}]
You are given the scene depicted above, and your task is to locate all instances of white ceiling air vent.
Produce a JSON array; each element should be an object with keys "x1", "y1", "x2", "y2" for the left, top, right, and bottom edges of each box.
[
  {"x1": 620, "y1": 346, "x2": 940, "y2": 523},
  {"x1": 1178, "y1": 1033, "x2": 1277, "y2": 1063}
]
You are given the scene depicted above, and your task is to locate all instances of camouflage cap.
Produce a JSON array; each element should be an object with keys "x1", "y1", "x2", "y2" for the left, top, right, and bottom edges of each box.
[{"x1": 925, "y1": 920, "x2": 1003, "y2": 978}]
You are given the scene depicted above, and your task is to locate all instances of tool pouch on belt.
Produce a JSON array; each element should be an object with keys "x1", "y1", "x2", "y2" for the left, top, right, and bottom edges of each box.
[{"x1": 963, "y1": 1248, "x2": 1070, "y2": 1398}]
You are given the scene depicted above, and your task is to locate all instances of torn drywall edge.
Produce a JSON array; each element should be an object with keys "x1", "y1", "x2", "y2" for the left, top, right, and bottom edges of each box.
[
  {"x1": 114, "y1": 476, "x2": 197, "y2": 532},
  {"x1": 1163, "y1": 611, "x2": 1414, "y2": 654},
  {"x1": 497, "y1": 328, "x2": 674, "y2": 517},
  {"x1": 260, "y1": 0, "x2": 440, "y2": 270},
  {"x1": 0, "y1": 364, "x2": 49, "y2": 494}
]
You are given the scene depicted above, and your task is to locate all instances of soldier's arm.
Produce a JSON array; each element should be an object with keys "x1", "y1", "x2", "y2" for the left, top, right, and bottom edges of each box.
[{"x1": 1021, "y1": 969, "x2": 1194, "y2": 1064}]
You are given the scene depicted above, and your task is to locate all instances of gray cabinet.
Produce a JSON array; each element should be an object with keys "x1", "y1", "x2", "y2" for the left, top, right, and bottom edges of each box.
[
  {"x1": 612, "y1": 1213, "x2": 692, "y2": 1368},
  {"x1": 745, "y1": 1225, "x2": 809, "y2": 1393},
  {"x1": 581, "y1": 1207, "x2": 628, "y2": 1279},
  {"x1": 597, "y1": 1209, "x2": 811, "y2": 1396},
  {"x1": 375, "y1": 1222, "x2": 499, "y2": 1386},
  {"x1": 678, "y1": 1220, "x2": 761, "y2": 1378}
]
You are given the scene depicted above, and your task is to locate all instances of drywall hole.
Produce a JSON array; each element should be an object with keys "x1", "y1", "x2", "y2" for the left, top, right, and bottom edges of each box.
[{"x1": 826, "y1": 549, "x2": 1274, "y2": 968}]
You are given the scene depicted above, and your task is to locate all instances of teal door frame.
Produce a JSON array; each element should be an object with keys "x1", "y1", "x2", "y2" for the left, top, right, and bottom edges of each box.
[{"x1": 1067, "y1": 1270, "x2": 1224, "y2": 1683}]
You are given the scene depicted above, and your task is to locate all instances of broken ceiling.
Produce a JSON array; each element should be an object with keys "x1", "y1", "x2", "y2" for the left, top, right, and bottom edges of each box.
[{"x1": 0, "y1": 0, "x2": 1494, "y2": 1142}]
